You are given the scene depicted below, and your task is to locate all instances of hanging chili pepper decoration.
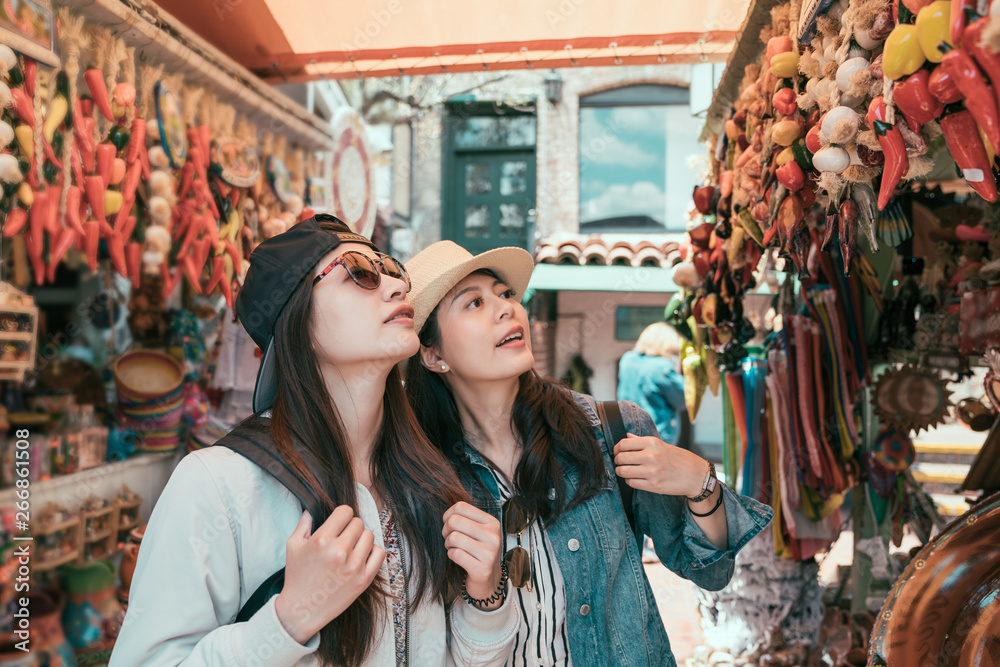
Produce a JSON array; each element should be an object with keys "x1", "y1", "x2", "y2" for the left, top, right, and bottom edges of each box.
[
  {"x1": 866, "y1": 97, "x2": 909, "y2": 210},
  {"x1": 950, "y1": 0, "x2": 976, "y2": 45},
  {"x1": 961, "y1": 18, "x2": 1000, "y2": 115},
  {"x1": 940, "y1": 108, "x2": 999, "y2": 201},
  {"x1": 939, "y1": 42, "x2": 1000, "y2": 153}
]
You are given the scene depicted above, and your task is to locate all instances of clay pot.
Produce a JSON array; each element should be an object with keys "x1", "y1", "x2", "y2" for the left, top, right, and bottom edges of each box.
[
  {"x1": 29, "y1": 592, "x2": 75, "y2": 666},
  {"x1": 118, "y1": 524, "x2": 147, "y2": 603},
  {"x1": 955, "y1": 398, "x2": 996, "y2": 432},
  {"x1": 0, "y1": 639, "x2": 34, "y2": 666},
  {"x1": 61, "y1": 560, "x2": 124, "y2": 655}
]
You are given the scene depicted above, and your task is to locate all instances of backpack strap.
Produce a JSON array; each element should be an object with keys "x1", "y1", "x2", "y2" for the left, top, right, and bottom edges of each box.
[
  {"x1": 596, "y1": 400, "x2": 640, "y2": 544},
  {"x1": 215, "y1": 418, "x2": 324, "y2": 623}
]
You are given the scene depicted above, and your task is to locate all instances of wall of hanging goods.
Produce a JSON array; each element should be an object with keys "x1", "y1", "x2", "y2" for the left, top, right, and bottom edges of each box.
[
  {"x1": 0, "y1": 0, "x2": 364, "y2": 661},
  {"x1": 679, "y1": 0, "x2": 1000, "y2": 663}
]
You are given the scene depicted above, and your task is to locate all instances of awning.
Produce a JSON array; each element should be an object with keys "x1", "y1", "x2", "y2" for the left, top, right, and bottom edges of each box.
[
  {"x1": 523, "y1": 264, "x2": 678, "y2": 301},
  {"x1": 151, "y1": 0, "x2": 749, "y2": 82}
]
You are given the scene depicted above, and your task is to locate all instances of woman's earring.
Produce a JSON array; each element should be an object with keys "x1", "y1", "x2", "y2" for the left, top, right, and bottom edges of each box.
[{"x1": 440, "y1": 364, "x2": 448, "y2": 371}]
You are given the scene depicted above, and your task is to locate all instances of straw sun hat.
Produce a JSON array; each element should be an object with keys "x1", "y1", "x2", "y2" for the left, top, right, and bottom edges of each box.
[{"x1": 406, "y1": 241, "x2": 536, "y2": 335}]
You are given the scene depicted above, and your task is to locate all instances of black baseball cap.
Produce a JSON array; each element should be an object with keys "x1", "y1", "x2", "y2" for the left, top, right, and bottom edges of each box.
[{"x1": 235, "y1": 214, "x2": 378, "y2": 412}]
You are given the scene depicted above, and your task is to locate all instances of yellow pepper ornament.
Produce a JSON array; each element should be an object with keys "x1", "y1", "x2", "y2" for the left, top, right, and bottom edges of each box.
[
  {"x1": 915, "y1": 0, "x2": 953, "y2": 62},
  {"x1": 883, "y1": 24, "x2": 926, "y2": 79}
]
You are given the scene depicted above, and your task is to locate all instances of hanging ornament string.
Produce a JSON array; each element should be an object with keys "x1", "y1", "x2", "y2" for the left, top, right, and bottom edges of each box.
[
  {"x1": 31, "y1": 60, "x2": 43, "y2": 188},
  {"x1": 122, "y1": 46, "x2": 137, "y2": 125},
  {"x1": 102, "y1": 37, "x2": 126, "y2": 141},
  {"x1": 56, "y1": 9, "x2": 87, "y2": 221},
  {"x1": 137, "y1": 63, "x2": 163, "y2": 121},
  {"x1": 88, "y1": 27, "x2": 110, "y2": 146}
]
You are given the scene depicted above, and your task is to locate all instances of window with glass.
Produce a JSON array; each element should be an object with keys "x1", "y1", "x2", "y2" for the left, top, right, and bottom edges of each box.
[
  {"x1": 579, "y1": 85, "x2": 703, "y2": 233},
  {"x1": 444, "y1": 102, "x2": 536, "y2": 253}
]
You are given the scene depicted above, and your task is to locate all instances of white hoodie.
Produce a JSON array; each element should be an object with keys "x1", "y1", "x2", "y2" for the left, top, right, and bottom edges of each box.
[{"x1": 110, "y1": 446, "x2": 518, "y2": 666}]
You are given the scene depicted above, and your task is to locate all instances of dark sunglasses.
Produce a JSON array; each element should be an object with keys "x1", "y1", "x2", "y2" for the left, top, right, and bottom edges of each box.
[
  {"x1": 313, "y1": 251, "x2": 411, "y2": 292},
  {"x1": 502, "y1": 497, "x2": 534, "y2": 590}
]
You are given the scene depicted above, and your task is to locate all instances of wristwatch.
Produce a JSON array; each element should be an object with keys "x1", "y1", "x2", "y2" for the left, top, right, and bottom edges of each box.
[{"x1": 688, "y1": 460, "x2": 718, "y2": 503}]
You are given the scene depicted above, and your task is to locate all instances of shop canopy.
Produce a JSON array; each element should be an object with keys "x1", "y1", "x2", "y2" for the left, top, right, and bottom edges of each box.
[
  {"x1": 154, "y1": 0, "x2": 749, "y2": 82},
  {"x1": 523, "y1": 264, "x2": 679, "y2": 302}
]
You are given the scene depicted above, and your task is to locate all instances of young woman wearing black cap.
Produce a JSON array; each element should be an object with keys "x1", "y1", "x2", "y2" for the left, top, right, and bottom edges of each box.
[
  {"x1": 403, "y1": 241, "x2": 773, "y2": 667},
  {"x1": 112, "y1": 216, "x2": 517, "y2": 666}
]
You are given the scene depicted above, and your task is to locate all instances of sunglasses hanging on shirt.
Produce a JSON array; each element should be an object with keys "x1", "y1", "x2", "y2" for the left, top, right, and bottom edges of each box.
[{"x1": 502, "y1": 496, "x2": 535, "y2": 591}]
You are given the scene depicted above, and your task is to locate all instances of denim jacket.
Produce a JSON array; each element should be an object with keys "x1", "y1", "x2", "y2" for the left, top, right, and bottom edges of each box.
[{"x1": 457, "y1": 392, "x2": 773, "y2": 667}]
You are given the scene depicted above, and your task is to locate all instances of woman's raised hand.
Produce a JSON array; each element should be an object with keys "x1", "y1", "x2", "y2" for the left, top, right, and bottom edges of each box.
[
  {"x1": 613, "y1": 433, "x2": 708, "y2": 498},
  {"x1": 443, "y1": 501, "x2": 505, "y2": 609},
  {"x1": 275, "y1": 506, "x2": 385, "y2": 644}
]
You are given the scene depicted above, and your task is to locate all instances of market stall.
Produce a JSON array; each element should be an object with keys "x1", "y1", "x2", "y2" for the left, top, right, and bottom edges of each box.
[
  {"x1": 0, "y1": 0, "x2": 379, "y2": 662},
  {"x1": 675, "y1": 0, "x2": 1000, "y2": 663}
]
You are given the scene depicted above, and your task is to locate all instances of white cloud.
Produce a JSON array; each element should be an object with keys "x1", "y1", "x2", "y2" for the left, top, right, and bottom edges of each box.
[
  {"x1": 580, "y1": 109, "x2": 664, "y2": 169},
  {"x1": 609, "y1": 107, "x2": 665, "y2": 134},
  {"x1": 581, "y1": 181, "x2": 666, "y2": 223}
]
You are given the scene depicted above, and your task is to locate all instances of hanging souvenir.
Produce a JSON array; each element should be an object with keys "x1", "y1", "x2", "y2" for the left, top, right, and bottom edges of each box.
[
  {"x1": 306, "y1": 176, "x2": 329, "y2": 211},
  {"x1": 331, "y1": 107, "x2": 375, "y2": 237},
  {"x1": 873, "y1": 364, "x2": 953, "y2": 434},
  {"x1": 211, "y1": 138, "x2": 259, "y2": 188},
  {"x1": 985, "y1": 349, "x2": 1000, "y2": 412},
  {"x1": 873, "y1": 428, "x2": 916, "y2": 471},
  {"x1": 154, "y1": 79, "x2": 187, "y2": 168},
  {"x1": 266, "y1": 154, "x2": 294, "y2": 204}
]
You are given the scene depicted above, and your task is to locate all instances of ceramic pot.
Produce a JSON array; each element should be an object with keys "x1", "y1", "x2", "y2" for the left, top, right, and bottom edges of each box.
[
  {"x1": 117, "y1": 524, "x2": 146, "y2": 599},
  {"x1": 30, "y1": 592, "x2": 76, "y2": 666},
  {"x1": 60, "y1": 560, "x2": 123, "y2": 655},
  {"x1": 0, "y1": 638, "x2": 34, "y2": 666}
]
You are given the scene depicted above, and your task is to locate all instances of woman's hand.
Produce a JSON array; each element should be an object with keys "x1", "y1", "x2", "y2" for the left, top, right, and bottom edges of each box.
[
  {"x1": 275, "y1": 506, "x2": 385, "y2": 644},
  {"x1": 443, "y1": 502, "x2": 504, "y2": 610},
  {"x1": 613, "y1": 433, "x2": 709, "y2": 498}
]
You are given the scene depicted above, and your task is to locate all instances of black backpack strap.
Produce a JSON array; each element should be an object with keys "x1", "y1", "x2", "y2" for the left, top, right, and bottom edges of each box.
[
  {"x1": 214, "y1": 418, "x2": 324, "y2": 623},
  {"x1": 235, "y1": 569, "x2": 285, "y2": 623},
  {"x1": 596, "y1": 400, "x2": 639, "y2": 544}
]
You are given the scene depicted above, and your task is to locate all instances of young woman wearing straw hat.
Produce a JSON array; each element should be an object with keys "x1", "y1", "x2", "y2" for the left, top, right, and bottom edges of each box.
[
  {"x1": 403, "y1": 241, "x2": 772, "y2": 667},
  {"x1": 112, "y1": 217, "x2": 518, "y2": 667}
]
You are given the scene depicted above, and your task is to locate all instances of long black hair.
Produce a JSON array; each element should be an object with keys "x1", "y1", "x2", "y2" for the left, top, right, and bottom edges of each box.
[
  {"x1": 404, "y1": 272, "x2": 606, "y2": 525},
  {"x1": 264, "y1": 221, "x2": 469, "y2": 666}
]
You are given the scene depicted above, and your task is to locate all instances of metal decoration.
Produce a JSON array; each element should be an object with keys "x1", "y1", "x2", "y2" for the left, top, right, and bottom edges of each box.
[
  {"x1": 870, "y1": 489, "x2": 1000, "y2": 667},
  {"x1": 872, "y1": 364, "x2": 953, "y2": 434}
]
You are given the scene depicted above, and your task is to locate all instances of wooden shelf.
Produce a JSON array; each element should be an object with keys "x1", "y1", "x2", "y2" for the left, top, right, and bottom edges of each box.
[
  {"x1": 116, "y1": 518, "x2": 139, "y2": 532},
  {"x1": 0, "y1": 332, "x2": 34, "y2": 341},
  {"x1": 35, "y1": 550, "x2": 80, "y2": 572},
  {"x1": 0, "y1": 452, "x2": 177, "y2": 506},
  {"x1": 35, "y1": 517, "x2": 80, "y2": 534},
  {"x1": 83, "y1": 528, "x2": 113, "y2": 542}
]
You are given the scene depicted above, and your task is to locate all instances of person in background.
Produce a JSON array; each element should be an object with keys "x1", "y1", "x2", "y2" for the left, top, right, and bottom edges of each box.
[{"x1": 617, "y1": 322, "x2": 688, "y2": 448}]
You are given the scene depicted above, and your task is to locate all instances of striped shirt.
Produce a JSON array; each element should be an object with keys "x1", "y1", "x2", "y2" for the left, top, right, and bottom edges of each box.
[{"x1": 487, "y1": 469, "x2": 572, "y2": 667}]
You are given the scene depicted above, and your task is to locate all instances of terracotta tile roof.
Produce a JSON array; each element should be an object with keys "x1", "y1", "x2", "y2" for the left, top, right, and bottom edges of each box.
[{"x1": 535, "y1": 235, "x2": 682, "y2": 268}]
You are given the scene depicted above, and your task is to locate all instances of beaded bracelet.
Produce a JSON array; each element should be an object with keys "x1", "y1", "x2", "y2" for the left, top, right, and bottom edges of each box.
[{"x1": 461, "y1": 561, "x2": 510, "y2": 609}]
